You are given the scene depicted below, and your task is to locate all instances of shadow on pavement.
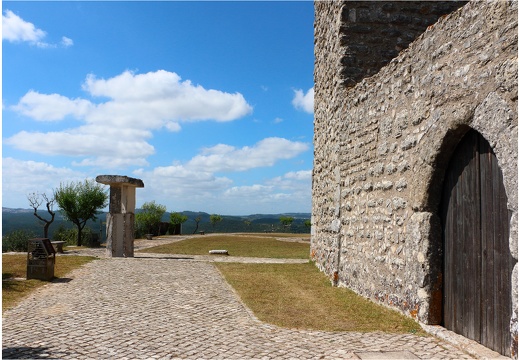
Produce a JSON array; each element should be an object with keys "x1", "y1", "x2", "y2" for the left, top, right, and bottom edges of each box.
[
  {"x1": 134, "y1": 255, "x2": 195, "y2": 260},
  {"x1": 3, "y1": 346, "x2": 70, "y2": 359}
]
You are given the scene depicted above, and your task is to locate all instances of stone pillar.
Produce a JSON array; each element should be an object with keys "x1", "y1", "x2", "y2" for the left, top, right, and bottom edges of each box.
[{"x1": 96, "y1": 175, "x2": 144, "y2": 258}]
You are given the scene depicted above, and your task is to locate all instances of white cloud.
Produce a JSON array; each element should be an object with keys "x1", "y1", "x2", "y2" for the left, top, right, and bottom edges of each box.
[
  {"x1": 2, "y1": 10, "x2": 73, "y2": 49},
  {"x1": 220, "y1": 170, "x2": 311, "y2": 214},
  {"x1": 268, "y1": 170, "x2": 311, "y2": 191},
  {"x1": 222, "y1": 184, "x2": 293, "y2": 205},
  {"x1": 279, "y1": 170, "x2": 312, "y2": 181},
  {"x1": 134, "y1": 137, "x2": 308, "y2": 184},
  {"x1": 292, "y1": 87, "x2": 314, "y2": 114},
  {"x1": 1, "y1": 157, "x2": 88, "y2": 207},
  {"x1": 132, "y1": 165, "x2": 234, "y2": 212},
  {"x1": 2, "y1": 10, "x2": 46, "y2": 43},
  {"x1": 224, "y1": 184, "x2": 273, "y2": 196},
  {"x1": 12, "y1": 91, "x2": 92, "y2": 121},
  {"x1": 165, "y1": 121, "x2": 182, "y2": 132},
  {"x1": 129, "y1": 139, "x2": 311, "y2": 214},
  {"x1": 133, "y1": 168, "x2": 311, "y2": 215},
  {"x1": 61, "y1": 36, "x2": 73, "y2": 47},
  {"x1": 83, "y1": 70, "x2": 252, "y2": 122},
  {"x1": 6, "y1": 129, "x2": 155, "y2": 169},
  {"x1": 2, "y1": 154, "x2": 311, "y2": 214},
  {"x1": 136, "y1": 165, "x2": 233, "y2": 194},
  {"x1": 187, "y1": 137, "x2": 309, "y2": 172},
  {"x1": 7, "y1": 70, "x2": 253, "y2": 167}
]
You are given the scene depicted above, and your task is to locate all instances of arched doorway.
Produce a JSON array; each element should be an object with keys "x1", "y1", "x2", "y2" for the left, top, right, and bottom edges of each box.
[{"x1": 440, "y1": 129, "x2": 514, "y2": 356}]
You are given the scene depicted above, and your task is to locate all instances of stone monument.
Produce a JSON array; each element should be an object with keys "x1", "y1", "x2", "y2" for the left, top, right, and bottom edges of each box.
[{"x1": 96, "y1": 175, "x2": 144, "y2": 257}]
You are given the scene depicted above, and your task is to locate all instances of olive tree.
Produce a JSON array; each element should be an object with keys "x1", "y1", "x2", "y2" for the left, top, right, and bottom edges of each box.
[
  {"x1": 279, "y1": 216, "x2": 294, "y2": 232},
  {"x1": 169, "y1": 212, "x2": 188, "y2": 235},
  {"x1": 136, "y1": 201, "x2": 166, "y2": 236},
  {"x1": 243, "y1": 220, "x2": 252, "y2": 231},
  {"x1": 209, "y1": 214, "x2": 223, "y2": 230},
  {"x1": 54, "y1": 179, "x2": 108, "y2": 246}
]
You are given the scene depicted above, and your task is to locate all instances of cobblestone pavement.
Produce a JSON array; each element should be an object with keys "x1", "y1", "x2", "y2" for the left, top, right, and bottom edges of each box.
[{"x1": 2, "y1": 236, "x2": 506, "y2": 359}]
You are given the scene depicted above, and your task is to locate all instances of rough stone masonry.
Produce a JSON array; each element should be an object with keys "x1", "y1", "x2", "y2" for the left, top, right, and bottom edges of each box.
[{"x1": 312, "y1": 1, "x2": 517, "y2": 357}]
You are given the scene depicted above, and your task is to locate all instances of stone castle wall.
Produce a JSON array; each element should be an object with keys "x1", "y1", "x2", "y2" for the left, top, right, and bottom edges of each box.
[
  {"x1": 335, "y1": 1, "x2": 466, "y2": 87},
  {"x1": 312, "y1": 0, "x2": 517, "y2": 355}
]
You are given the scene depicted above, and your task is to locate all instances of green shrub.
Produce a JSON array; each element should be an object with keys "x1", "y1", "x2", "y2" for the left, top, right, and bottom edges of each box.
[
  {"x1": 135, "y1": 201, "x2": 166, "y2": 236},
  {"x1": 52, "y1": 225, "x2": 74, "y2": 245},
  {"x1": 134, "y1": 222, "x2": 145, "y2": 239},
  {"x1": 2, "y1": 230, "x2": 36, "y2": 252}
]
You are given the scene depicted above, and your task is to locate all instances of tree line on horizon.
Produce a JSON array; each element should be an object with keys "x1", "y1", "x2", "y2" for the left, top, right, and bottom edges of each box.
[{"x1": 3, "y1": 179, "x2": 311, "y2": 251}]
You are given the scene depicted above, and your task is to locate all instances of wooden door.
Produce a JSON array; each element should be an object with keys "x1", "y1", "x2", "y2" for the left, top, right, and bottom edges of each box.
[{"x1": 441, "y1": 130, "x2": 513, "y2": 356}]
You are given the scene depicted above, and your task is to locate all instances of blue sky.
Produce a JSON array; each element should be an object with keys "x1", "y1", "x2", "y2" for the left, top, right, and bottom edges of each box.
[{"x1": 2, "y1": 1, "x2": 315, "y2": 215}]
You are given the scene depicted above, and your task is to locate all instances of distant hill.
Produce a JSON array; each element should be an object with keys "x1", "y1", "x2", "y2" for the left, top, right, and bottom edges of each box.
[
  {"x1": 2, "y1": 207, "x2": 106, "y2": 239},
  {"x1": 2, "y1": 207, "x2": 311, "y2": 239}
]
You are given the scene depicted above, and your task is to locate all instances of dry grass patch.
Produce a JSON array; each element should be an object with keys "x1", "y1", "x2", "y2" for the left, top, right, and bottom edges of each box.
[
  {"x1": 2, "y1": 254, "x2": 97, "y2": 312},
  {"x1": 139, "y1": 235, "x2": 310, "y2": 259},
  {"x1": 216, "y1": 262, "x2": 426, "y2": 335}
]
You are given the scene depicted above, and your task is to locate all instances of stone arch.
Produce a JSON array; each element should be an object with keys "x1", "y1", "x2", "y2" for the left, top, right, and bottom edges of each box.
[
  {"x1": 422, "y1": 92, "x2": 517, "y2": 217},
  {"x1": 416, "y1": 129, "x2": 471, "y2": 325},
  {"x1": 419, "y1": 93, "x2": 517, "y2": 356},
  {"x1": 441, "y1": 129, "x2": 513, "y2": 355}
]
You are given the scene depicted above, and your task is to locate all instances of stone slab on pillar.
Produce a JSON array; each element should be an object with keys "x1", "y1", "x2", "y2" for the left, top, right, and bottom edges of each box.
[{"x1": 96, "y1": 175, "x2": 144, "y2": 258}]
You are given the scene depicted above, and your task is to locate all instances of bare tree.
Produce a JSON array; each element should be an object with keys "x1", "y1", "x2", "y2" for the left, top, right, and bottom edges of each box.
[
  {"x1": 193, "y1": 216, "x2": 202, "y2": 234},
  {"x1": 28, "y1": 192, "x2": 56, "y2": 238}
]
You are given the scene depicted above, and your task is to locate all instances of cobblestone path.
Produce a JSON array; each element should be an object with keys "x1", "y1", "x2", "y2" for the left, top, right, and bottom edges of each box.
[{"x1": 1, "y1": 256, "x2": 494, "y2": 359}]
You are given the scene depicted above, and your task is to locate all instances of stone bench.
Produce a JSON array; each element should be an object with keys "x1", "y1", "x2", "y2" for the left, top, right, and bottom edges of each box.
[
  {"x1": 209, "y1": 250, "x2": 228, "y2": 255},
  {"x1": 51, "y1": 241, "x2": 66, "y2": 253}
]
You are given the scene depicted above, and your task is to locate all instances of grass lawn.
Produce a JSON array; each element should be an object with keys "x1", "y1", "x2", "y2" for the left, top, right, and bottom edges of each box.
[
  {"x1": 216, "y1": 262, "x2": 426, "y2": 335},
  {"x1": 138, "y1": 234, "x2": 310, "y2": 259},
  {"x1": 235, "y1": 233, "x2": 310, "y2": 239},
  {"x1": 3, "y1": 235, "x2": 425, "y2": 335},
  {"x1": 2, "y1": 254, "x2": 97, "y2": 312}
]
